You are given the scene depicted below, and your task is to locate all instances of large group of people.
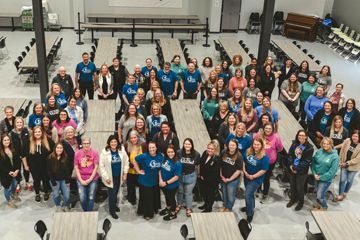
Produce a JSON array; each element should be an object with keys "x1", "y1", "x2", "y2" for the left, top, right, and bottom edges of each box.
[{"x1": 0, "y1": 50, "x2": 359, "y2": 225}]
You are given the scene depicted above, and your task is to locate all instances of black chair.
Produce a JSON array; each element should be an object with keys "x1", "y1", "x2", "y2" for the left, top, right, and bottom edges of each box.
[
  {"x1": 238, "y1": 219, "x2": 252, "y2": 240},
  {"x1": 214, "y1": 40, "x2": 221, "y2": 52},
  {"x1": 246, "y1": 12, "x2": 261, "y2": 34},
  {"x1": 34, "y1": 220, "x2": 50, "y2": 240},
  {"x1": 315, "y1": 60, "x2": 321, "y2": 65},
  {"x1": 0, "y1": 37, "x2": 8, "y2": 56},
  {"x1": 302, "y1": 49, "x2": 308, "y2": 54},
  {"x1": 30, "y1": 38, "x2": 36, "y2": 46},
  {"x1": 91, "y1": 45, "x2": 96, "y2": 53},
  {"x1": 249, "y1": 53, "x2": 254, "y2": 58},
  {"x1": 244, "y1": 47, "x2": 249, "y2": 53},
  {"x1": 296, "y1": 44, "x2": 301, "y2": 49},
  {"x1": 97, "y1": 218, "x2": 112, "y2": 240},
  {"x1": 292, "y1": 40, "x2": 298, "y2": 45},
  {"x1": 272, "y1": 11, "x2": 285, "y2": 34},
  {"x1": 21, "y1": 51, "x2": 27, "y2": 58},
  {"x1": 25, "y1": 45, "x2": 30, "y2": 52},
  {"x1": 180, "y1": 224, "x2": 195, "y2": 240},
  {"x1": 308, "y1": 54, "x2": 315, "y2": 59},
  {"x1": 239, "y1": 40, "x2": 244, "y2": 45},
  {"x1": 17, "y1": 56, "x2": 23, "y2": 63},
  {"x1": 94, "y1": 39, "x2": 98, "y2": 47},
  {"x1": 305, "y1": 221, "x2": 325, "y2": 240}
]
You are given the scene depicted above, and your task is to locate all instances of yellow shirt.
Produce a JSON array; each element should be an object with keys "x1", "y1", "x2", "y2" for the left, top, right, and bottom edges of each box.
[{"x1": 128, "y1": 146, "x2": 143, "y2": 174}]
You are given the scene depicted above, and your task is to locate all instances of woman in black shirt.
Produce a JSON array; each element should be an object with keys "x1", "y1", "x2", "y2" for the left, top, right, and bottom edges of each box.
[
  {"x1": 44, "y1": 95, "x2": 60, "y2": 123},
  {"x1": 218, "y1": 113, "x2": 238, "y2": 150},
  {"x1": 296, "y1": 60, "x2": 310, "y2": 84},
  {"x1": 259, "y1": 64, "x2": 276, "y2": 98},
  {"x1": 220, "y1": 139, "x2": 243, "y2": 212}
]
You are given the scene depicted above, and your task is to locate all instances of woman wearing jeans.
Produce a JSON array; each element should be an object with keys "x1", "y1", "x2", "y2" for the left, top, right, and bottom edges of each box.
[
  {"x1": 242, "y1": 138, "x2": 269, "y2": 223},
  {"x1": 74, "y1": 136, "x2": 99, "y2": 212},
  {"x1": 336, "y1": 131, "x2": 360, "y2": 201},
  {"x1": 47, "y1": 142, "x2": 71, "y2": 211},
  {"x1": 99, "y1": 135, "x2": 129, "y2": 219},
  {"x1": 220, "y1": 139, "x2": 243, "y2": 212},
  {"x1": 311, "y1": 137, "x2": 339, "y2": 211},
  {"x1": 177, "y1": 138, "x2": 200, "y2": 217}
]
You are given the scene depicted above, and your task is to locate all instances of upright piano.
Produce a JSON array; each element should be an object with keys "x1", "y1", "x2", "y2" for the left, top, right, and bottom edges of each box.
[{"x1": 284, "y1": 13, "x2": 319, "y2": 42}]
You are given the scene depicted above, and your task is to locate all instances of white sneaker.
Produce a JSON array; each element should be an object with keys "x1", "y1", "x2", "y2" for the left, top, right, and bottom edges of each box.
[
  {"x1": 7, "y1": 200, "x2": 17, "y2": 209},
  {"x1": 62, "y1": 206, "x2": 71, "y2": 212},
  {"x1": 56, "y1": 206, "x2": 62, "y2": 212}
]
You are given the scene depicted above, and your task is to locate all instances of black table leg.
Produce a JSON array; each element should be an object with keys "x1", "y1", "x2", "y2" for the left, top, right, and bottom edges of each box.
[
  {"x1": 11, "y1": 17, "x2": 15, "y2": 31},
  {"x1": 91, "y1": 29, "x2": 94, "y2": 42},
  {"x1": 151, "y1": 19, "x2": 154, "y2": 43}
]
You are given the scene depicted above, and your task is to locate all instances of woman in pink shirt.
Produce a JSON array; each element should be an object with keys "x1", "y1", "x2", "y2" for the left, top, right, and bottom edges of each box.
[
  {"x1": 52, "y1": 110, "x2": 77, "y2": 140},
  {"x1": 254, "y1": 123, "x2": 283, "y2": 200},
  {"x1": 74, "y1": 136, "x2": 99, "y2": 211},
  {"x1": 228, "y1": 68, "x2": 247, "y2": 96}
]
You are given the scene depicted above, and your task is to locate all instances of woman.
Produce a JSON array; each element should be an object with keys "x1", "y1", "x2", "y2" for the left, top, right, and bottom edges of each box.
[
  {"x1": 126, "y1": 117, "x2": 147, "y2": 143},
  {"x1": 133, "y1": 141, "x2": 163, "y2": 220},
  {"x1": 148, "y1": 69, "x2": 158, "y2": 87},
  {"x1": 201, "y1": 88, "x2": 219, "y2": 135},
  {"x1": 246, "y1": 68, "x2": 261, "y2": 88},
  {"x1": 218, "y1": 113, "x2": 238, "y2": 150},
  {"x1": 52, "y1": 110, "x2": 77, "y2": 140},
  {"x1": 146, "y1": 80, "x2": 160, "y2": 101},
  {"x1": 199, "y1": 57, "x2": 214, "y2": 83},
  {"x1": 255, "y1": 123, "x2": 283, "y2": 200},
  {"x1": 145, "y1": 88, "x2": 172, "y2": 120},
  {"x1": 136, "y1": 88, "x2": 147, "y2": 109},
  {"x1": 325, "y1": 115, "x2": 348, "y2": 151},
  {"x1": 238, "y1": 98, "x2": 258, "y2": 134},
  {"x1": 74, "y1": 136, "x2": 99, "y2": 212},
  {"x1": 202, "y1": 70, "x2": 218, "y2": 100},
  {"x1": 338, "y1": 98, "x2": 360, "y2": 135},
  {"x1": 159, "y1": 145, "x2": 182, "y2": 221},
  {"x1": 278, "y1": 58, "x2": 296, "y2": 92},
  {"x1": 227, "y1": 88, "x2": 243, "y2": 114},
  {"x1": 253, "y1": 91, "x2": 263, "y2": 109},
  {"x1": 65, "y1": 97, "x2": 85, "y2": 136},
  {"x1": 41, "y1": 115, "x2": 58, "y2": 143},
  {"x1": 118, "y1": 104, "x2": 143, "y2": 143},
  {"x1": 44, "y1": 95, "x2": 60, "y2": 123},
  {"x1": 311, "y1": 137, "x2": 339, "y2": 211},
  {"x1": 199, "y1": 140, "x2": 221, "y2": 212},
  {"x1": 304, "y1": 86, "x2": 329, "y2": 126},
  {"x1": 311, "y1": 101, "x2": 335, "y2": 146},
  {"x1": 242, "y1": 138, "x2": 269, "y2": 223},
  {"x1": 10, "y1": 117, "x2": 32, "y2": 191},
  {"x1": 259, "y1": 64, "x2": 276, "y2": 98},
  {"x1": 211, "y1": 100, "x2": 230, "y2": 139},
  {"x1": 28, "y1": 102, "x2": 44, "y2": 129},
  {"x1": 124, "y1": 130, "x2": 147, "y2": 205},
  {"x1": 317, "y1": 65, "x2": 332, "y2": 93},
  {"x1": 177, "y1": 138, "x2": 200, "y2": 217},
  {"x1": 226, "y1": 122, "x2": 253, "y2": 158},
  {"x1": 327, "y1": 83, "x2": 346, "y2": 112},
  {"x1": 122, "y1": 74, "x2": 139, "y2": 108},
  {"x1": 296, "y1": 60, "x2": 310, "y2": 84},
  {"x1": 256, "y1": 113, "x2": 273, "y2": 133},
  {"x1": 171, "y1": 55, "x2": 187, "y2": 78},
  {"x1": 95, "y1": 64, "x2": 114, "y2": 100},
  {"x1": 242, "y1": 78, "x2": 260, "y2": 103},
  {"x1": 47, "y1": 83, "x2": 68, "y2": 109},
  {"x1": 73, "y1": 88, "x2": 88, "y2": 123},
  {"x1": 256, "y1": 97, "x2": 280, "y2": 132},
  {"x1": 0, "y1": 134, "x2": 21, "y2": 208},
  {"x1": 61, "y1": 126, "x2": 82, "y2": 169},
  {"x1": 217, "y1": 77, "x2": 230, "y2": 100},
  {"x1": 221, "y1": 60, "x2": 232, "y2": 85},
  {"x1": 300, "y1": 74, "x2": 318, "y2": 123},
  {"x1": 229, "y1": 55, "x2": 244, "y2": 76},
  {"x1": 47, "y1": 142, "x2": 71, "y2": 211},
  {"x1": 133, "y1": 95, "x2": 147, "y2": 119},
  {"x1": 286, "y1": 130, "x2": 314, "y2": 211},
  {"x1": 99, "y1": 135, "x2": 129, "y2": 219},
  {"x1": 228, "y1": 68, "x2": 247, "y2": 96},
  {"x1": 279, "y1": 73, "x2": 302, "y2": 116},
  {"x1": 220, "y1": 139, "x2": 243, "y2": 212},
  {"x1": 336, "y1": 131, "x2": 360, "y2": 201},
  {"x1": 27, "y1": 126, "x2": 54, "y2": 203},
  {"x1": 146, "y1": 103, "x2": 168, "y2": 140}
]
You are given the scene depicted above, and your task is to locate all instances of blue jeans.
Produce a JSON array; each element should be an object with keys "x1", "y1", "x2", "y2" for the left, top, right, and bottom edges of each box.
[
  {"x1": 50, "y1": 180, "x2": 70, "y2": 207},
  {"x1": 77, "y1": 179, "x2": 97, "y2": 211},
  {"x1": 4, "y1": 178, "x2": 17, "y2": 202},
  {"x1": 315, "y1": 180, "x2": 332, "y2": 209},
  {"x1": 108, "y1": 176, "x2": 120, "y2": 214},
  {"x1": 244, "y1": 180, "x2": 261, "y2": 217},
  {"x1": 177, "y1": 172, "x2": 197, "y2": 209},
  {"x1": 339, "y1": 168, "x2": 357, "y2": 195},
  {"x1": 221, "y1": 177, "x2": 240, "y2": 210}
]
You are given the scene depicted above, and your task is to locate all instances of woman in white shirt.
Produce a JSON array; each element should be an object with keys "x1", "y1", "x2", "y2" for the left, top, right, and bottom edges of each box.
[{"x1": 95, "y1": 64, "x2": 114, "y2": 100}]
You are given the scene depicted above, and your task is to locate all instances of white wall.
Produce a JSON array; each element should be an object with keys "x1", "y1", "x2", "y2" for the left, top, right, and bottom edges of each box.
[{"x1": 332, "y1": 0, "x2": 360, "y2": 32}]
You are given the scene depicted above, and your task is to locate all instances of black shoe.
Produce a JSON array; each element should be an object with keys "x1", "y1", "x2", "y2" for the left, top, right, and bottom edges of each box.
[
  {"x1": 111, "y1": 212, "x2": 119, "y2": 219},
  {"x1": 129, "y1": 201, "x2": 137, "y2": 206},
  {"x1": 247, "y1": 215, "x2": 253, "y2": 223},
  {"x1": 115, "y1": 206, "x2": 120, "y2": 212},
  {"x1": 240, "y1": 207, "x2": 246, "y2": 212},
  {"x1": 35, "y1": 194, "x2": 41, "y2": 203},
  {"x1": 43, "y1": 193, "x2": 49, "y2": 202},
  {"x1": 163, "y1": 212, "x2": 177, "y2": 221},
  {"x1": 286, "y1": 200, "x2": 297, "y2": 208},
  {"x1": 159, "y1": 208, "x2": 170, "y2": 216},
  {"x1": 295, "y1": 203, "x2": 303, "y2": 211},
  {"x1": 202, "y1": 209, "x2": 212, "y2": 213},
  {"x1": 198, "y1": 204, "x2": 206, "y2": 210}
]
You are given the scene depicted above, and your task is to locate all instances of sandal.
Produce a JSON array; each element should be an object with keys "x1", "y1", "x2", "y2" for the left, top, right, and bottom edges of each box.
[
  {"x1": 186, "y1": 208, "x2": 192, "y2": 217},
  {"x1": 175, "y1": 205, "x2": 181, "y2": 214}
]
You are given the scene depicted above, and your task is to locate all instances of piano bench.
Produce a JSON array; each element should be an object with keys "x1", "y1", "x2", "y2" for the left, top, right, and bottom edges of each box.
[{"x1": 286, "y1": 29, "x2": 306, "y2": 41}]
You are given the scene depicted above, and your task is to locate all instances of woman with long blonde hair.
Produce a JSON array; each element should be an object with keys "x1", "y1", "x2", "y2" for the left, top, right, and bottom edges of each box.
[
  {"x1": 325, "y1": 115, "x2": 348, "y2": 151},
  {"x1": 238, "y1": 98, "x2": 258, "y2": 134}
]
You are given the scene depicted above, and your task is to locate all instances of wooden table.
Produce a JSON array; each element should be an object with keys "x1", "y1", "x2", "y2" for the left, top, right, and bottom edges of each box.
[
  {"x1": 87, "y1": 13, "x2": 199, "y2": 22},
  {"x1": 191, "y1": 212, "x2": 242, "y2": 240},
  {"x1": 170, "y1": 100, "x2": 210, "y2": 154},
  {"x1": 219, "y1": 38, "x2": 251, "y2": 65},
  {"x1": 87, "y1": 131, "x2": 114, "y2": 152},
  {"x1": 0, "y1": 98, "x2": 27, "y2": 120},
  {"x1": 271, "y1": 38, "x2": 322, "y2": 72},
  {"x1": 50, "y1": 212, "x2": 99, "y2": 240},
  {"x1": 0, "y1": 12, "x2": 21, "y2": 31},
  {"x1": 311, "y1": 211, "x2": 360, "y2": 240},
  {"x1": 272, "y1": 100, "x2": 317, "y2": 152},
  {"x1": 86, "y1": 100, "x2": 116, "y2": 132},
  {"x1": 159, "y1": 38, "x2": 187, "y2": 66},
  {"x1": 19, "y1": 37, "x2": 58, "y2": 69},
  {"x1": 93, "y1": 37, "x2": 118, "y2": 69}
]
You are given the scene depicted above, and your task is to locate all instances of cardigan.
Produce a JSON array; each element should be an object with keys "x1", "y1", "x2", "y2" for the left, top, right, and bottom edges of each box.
[
  {"x1": 64, "y1": 106, "x2": 85, "y2": 135},
  {"x1": 95, "y1": 73, "x2": 114, "y2": 96},
  {"x1": 339, "y1": 138, "x2": 360, "y2": 172},
  {"x1": 0, "y1": 152, "x2": 21, "y2": 188}
]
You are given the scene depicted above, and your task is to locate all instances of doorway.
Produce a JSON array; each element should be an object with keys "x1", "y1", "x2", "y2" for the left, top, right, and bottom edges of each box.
[{"x1": 220, "y1": 0, "x2": 242, "y2": 32}]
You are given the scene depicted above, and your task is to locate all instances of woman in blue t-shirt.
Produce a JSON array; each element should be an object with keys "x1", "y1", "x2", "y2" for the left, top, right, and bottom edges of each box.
[
  {"x1": 146, "y1": 103, "x2": 168, "y2": 140},
  {"x1": 159, "y1": 145, "x2": 182, "y2": 221},
  {"x1": 28, "y1": 102, "x2": 44, "y2": 129},
  {"x1": 241, "y1": 138, "x2": 269, "y2": 223},
  {"x1": 133, "y1": 142, "x2": 163, "y2": 220},
  {"x1": 225, "y1": 122, "x2": 253, "y2": 158}
]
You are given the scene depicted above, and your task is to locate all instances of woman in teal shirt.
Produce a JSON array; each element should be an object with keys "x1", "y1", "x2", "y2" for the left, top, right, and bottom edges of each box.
[
  {"x1": 202, "y1": 87, "x2": 219, "y2": 134},
  {"x1": 300, "y1": 74, "x2": 318, "y2": 122},
  {"x1": 170, "y1": 55, "x2": 187, "y2": 98}
]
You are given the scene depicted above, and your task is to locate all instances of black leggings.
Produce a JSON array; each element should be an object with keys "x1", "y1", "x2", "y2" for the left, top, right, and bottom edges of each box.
[
  {"x1": 126, "y1": 173, "x2": 138, "y2": 204},
  {"x1": 162, "y1": 187, "x2": 178, "y2": 212},
  {"x1": 137, "y1": 185, "x2": 161, "y2": 218},
  {"x1": 261, "y1": 163, "x2": 276, "y2": 195},
  {"x1": 201, "y1": 180, "x2": 218, "y2": 211},
  {"x1": 289, "y1": 172, "x2": 308, "y2": 204},
  {"x1": 30, "y1": 168, "x2": 50, "y2": 194},
  {"x1": 79, "y1": 81, "x2": 94, "y2": 100}
]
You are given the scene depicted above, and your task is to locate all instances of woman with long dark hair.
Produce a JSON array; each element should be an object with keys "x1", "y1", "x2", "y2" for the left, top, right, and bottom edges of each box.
[
  {"x1": 28, "y1": 102, "x2": 44, "y2": 129},
  {"x1": 259, "y1": 64, "x2": 276, "y2": 98},
  {"x1": 44, "y1": 95, "x2": 60, "y2": 122},
  {"x1": 324, "y1": 115, "x2": 348, "y2": 151},
  {"x1": 296, "y1": 60, "x2": 310, "y2": 84},
  {"x1": 73, "y1": 87, "x2": 88, "y2": 123},
  {"x1": 118, "y1": 103, "x2": 143, "y2": 143},
  {"x1": 279, "y1": 73, "x2": 301, "y2": 116},
  {"x1": 218, "y1": 113, "x2": 238, "y2": 150},
  {"x1": 338, "y1": 98, "x2": 360, "y2": 135},
  {"x1": 238, "y1": 98, "x2": 258, "y2": 134},
  {"x1": 299, "y1": 74, "x2": 318, "y2": 123},
  {"x1": 317, "y1": 65, "x2": 332, "y2": 93},
  {"x1": 52, "y1": 110, "x2": 77, "y2": 141},
  {"x1": 65, "y1": 97, "x2": 85, "y2": 136},
  {"x1": 41, "y1": 115, "x2": 58, "y2": 143},
  {"x1": 310, "y1": 101, "x2": 335, "y2": 147}
]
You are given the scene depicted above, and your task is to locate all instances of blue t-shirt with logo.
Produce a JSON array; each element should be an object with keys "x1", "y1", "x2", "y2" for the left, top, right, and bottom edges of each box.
[
  {"x1": 141, "y1": 66, "x2": 157, "y2": 79},
  {"x1": 218, "y1": 73, "x2": 231, "y2": 85},
  {"x1": 319, "y1": 114, "x2": 330, "y2": 134},
  {"x1": 111, "y1": 150, "x2": 121, "y2": 177},
  {"x1": 255, "y1": 106, "x2": 280, "y2": 123},
  {"x1": 160, "y1": 159, "x2": 182, "y2": 189},
  {"x1": 343, "y1": 110, "x2": 354, "y2": 130},
  {"x1": 148, "y1": 115, "x2": 161, "y2": 139},
  {"x1": 244, "y1": 154, "x2": 269, "y2": 185},
  {"x1": 28, "y1": 114, "x2": 43, "y2": 129},
  {"x1": 157, "y1": 69, "x2": 179, "y2": 97},
  {"x1": 55, "y1": 93, "x2": 68, "y2": 109},
  {"x1": 181, "y1": 70, "x2": 202, "y2": 94},
  {"x1": 75, "y1": 61, "x2": 97, "y2": 83},
  {"x1": 135, "y1": 152, "x2": 163, "y2": 187},
  {"x1": 122, "y1": 83, "x2": 139, "y2": 103},
  {"x1": 226, "y1": 133, "x2": 253, "y2": 158}
]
